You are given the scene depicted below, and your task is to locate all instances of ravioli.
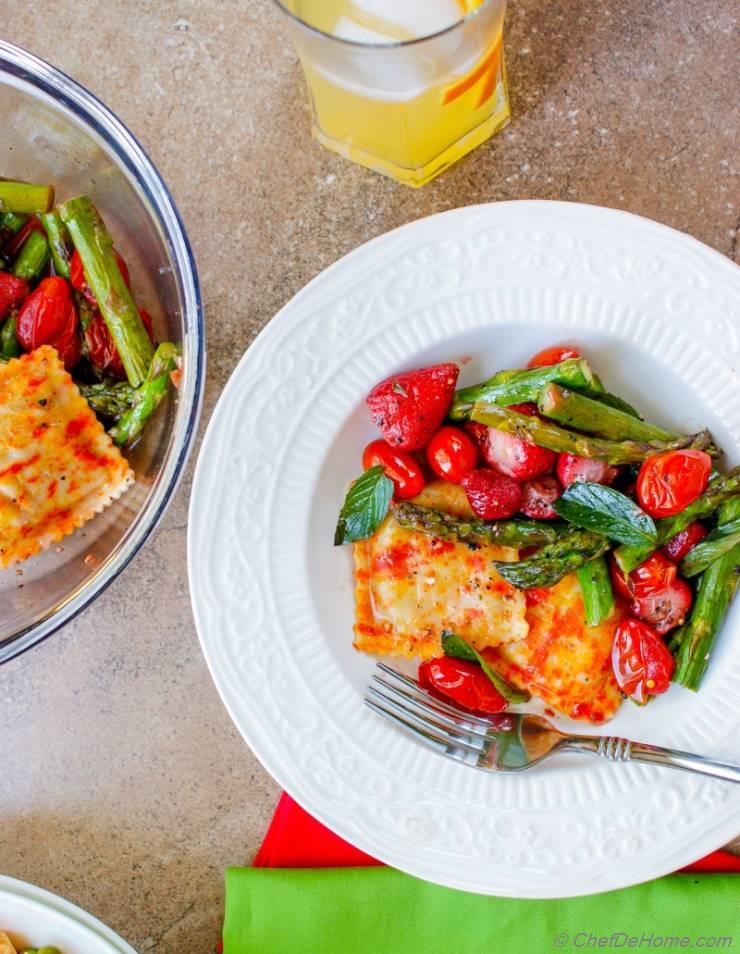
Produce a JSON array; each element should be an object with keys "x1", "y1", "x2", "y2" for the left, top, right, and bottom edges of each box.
[
  {"x1": 0, "y1": 346, "x2": 134, "y2": 568},
  {"x1": 485, "y1": 574, "x2": 624, "y2": 723},
  {"x1": 353, "y1": 481, "x2": 528, "y2": 660}
]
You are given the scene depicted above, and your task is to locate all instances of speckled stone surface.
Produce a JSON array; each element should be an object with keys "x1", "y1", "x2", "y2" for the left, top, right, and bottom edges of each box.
[{"x1": 1, "y1": 1, "x2": 739, "y2": 950}]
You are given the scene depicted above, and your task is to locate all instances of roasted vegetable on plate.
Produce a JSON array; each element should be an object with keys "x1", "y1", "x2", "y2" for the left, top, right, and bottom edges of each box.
[{"x1": 335, "y1": 343, "x2": 738, "y2": 722}]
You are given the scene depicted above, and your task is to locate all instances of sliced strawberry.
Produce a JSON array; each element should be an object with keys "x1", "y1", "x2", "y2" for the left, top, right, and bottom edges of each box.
[
  {"x1": 367, "y1": 363, "x2": 459, "y2": 451},
  {"x1": 460, "y1": 468, "x2": 523, "y2": 519},
  {"x1": 519, "y1": 475, "x2": 562, "y2": 520},
  {"x1": 631, "y1": 577, "x2": 693, "y2": 635},
  {"x1": 478, "y1": 426, "x2": 556, "y2": 482},
  {"x1": 556, "y1": 453, "x2": 620, "y2": 488}
]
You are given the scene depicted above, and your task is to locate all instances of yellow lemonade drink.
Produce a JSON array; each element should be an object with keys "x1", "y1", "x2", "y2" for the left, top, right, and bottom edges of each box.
[{"x1": 282, "y1": 0, "x2": 509, "y2": 186}]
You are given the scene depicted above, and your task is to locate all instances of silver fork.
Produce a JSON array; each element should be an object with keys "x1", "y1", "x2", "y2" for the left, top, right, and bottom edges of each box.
[{"x1": 365, "y1": 663, "x2": 740, "y2": 783}]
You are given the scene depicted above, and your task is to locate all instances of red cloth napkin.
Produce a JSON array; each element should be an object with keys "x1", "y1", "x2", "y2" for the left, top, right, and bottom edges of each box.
[{"x1": 255, "y1": 792, "x2": 740, "y2": 873}]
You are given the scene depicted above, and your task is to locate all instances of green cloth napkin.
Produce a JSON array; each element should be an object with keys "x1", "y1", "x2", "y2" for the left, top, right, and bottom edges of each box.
[{"x1": 224, "y1": 867, "x2": 738, "y2": 954}]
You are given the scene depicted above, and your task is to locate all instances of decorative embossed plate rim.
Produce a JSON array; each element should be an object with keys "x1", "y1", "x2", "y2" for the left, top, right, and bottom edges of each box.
[{"x1": 189, "y1": 202, "x2": 740, "y2": 897}]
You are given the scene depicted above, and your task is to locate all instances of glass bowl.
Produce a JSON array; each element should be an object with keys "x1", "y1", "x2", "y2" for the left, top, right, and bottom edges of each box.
[{"x1": 0, "y1": 41, "x2": 205, "y2": 663}]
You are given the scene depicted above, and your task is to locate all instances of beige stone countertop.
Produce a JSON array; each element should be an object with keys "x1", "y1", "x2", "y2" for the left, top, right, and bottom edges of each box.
[{"x1": 1, "y1": 0, "x2": 739, "y2": 950}]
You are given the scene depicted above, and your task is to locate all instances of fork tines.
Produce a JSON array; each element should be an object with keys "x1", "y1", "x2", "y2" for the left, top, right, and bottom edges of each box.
[{"x1": 365, "y1": 662, "x2": 487, "y2": 764}]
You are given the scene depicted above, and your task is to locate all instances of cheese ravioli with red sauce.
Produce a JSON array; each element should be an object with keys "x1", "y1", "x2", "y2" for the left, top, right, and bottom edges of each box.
[
  {"x1": 353, "y1": 481, "x2": 528, "y2": 660},
  {"x1": 0, "y1": 346, "x2": 134, "y2": 568}
]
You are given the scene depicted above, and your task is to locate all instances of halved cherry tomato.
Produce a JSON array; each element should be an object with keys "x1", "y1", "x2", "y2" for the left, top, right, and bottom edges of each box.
[
  {"x1": 70, "y1": 247, "x2": 131, "y2": 305},
  {"x1": 527, "y1": 345, "x2": 581, "y2": 368},
  {"x1": 631, "y1": 577, "x2": 692, "y2": 635},
  {"x1": 636, "y1": 450, "x2": 712, "y2": 518},
  {"x1": 612, "y1": 618, "x2": 674, "y2": 704},
  {"x1": 0, "y1": 272, "x2": 29, "y2": 320},
  {"x1": 460, "y1": 468, "x2": 523, "y2": 519},
  {"x1": 16, "y1": 276, "x2": 80, "y2": 370},
  {"x1": 426, "y1": 426, "x2": 478, "y2": 483},
  {"x1": 362, "y1": 439, "x2": 425, "y2": 500},
  {"x1": 85, "y1": 307, "x2": 154, "y2": 379},
  {"x1": 418, "y1": 656, "x2": 507, "y2": 715},
  {"x1": 662, "y1": 522, "x2": 707, "y2": 563}
]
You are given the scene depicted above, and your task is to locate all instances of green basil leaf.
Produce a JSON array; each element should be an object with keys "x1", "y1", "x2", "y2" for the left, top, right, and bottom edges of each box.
[
  {"x1": 441, "y1": 630, "x2": 530, "y2": 704},
  {"x1": 553, "y1": 481, "x2": 657, "y2": 548},
  {"x1": 334, "y1": 466, "x2": 393, "y2": 545}
]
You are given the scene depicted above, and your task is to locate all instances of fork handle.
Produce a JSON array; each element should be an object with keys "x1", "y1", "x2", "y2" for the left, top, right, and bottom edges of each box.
[{"x1": 561, "y1": 735, "x2": 740, "y2": 784}]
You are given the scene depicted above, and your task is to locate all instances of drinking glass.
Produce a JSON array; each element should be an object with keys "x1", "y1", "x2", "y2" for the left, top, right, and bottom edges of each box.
[{"x1": 274, "y1": 0, "x2": 509, "y2": 187}]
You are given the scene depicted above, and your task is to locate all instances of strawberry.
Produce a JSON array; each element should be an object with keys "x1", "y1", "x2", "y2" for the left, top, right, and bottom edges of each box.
[
  {"x1": 460, "y1": 468, "x2": 523, "y2": 519},
  {"x1": 519, "y1": 475, "x2": 562, "y2": 520},
  {"x1": 465, "y1": 422, "x2": 555, "y2": 482},
  {"x1": 556, "y1": 453, "x2": 620, "y2": 488},
  {"x1": 367, "y1": 363, "x2": 459, "y2": 451}
]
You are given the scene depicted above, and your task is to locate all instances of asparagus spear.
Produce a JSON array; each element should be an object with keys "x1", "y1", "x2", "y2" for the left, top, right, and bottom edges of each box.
[
  {"x1": 538, "y1": 383, "x2": 682, "y2": 444},
  {"x1": 109, "y1": 342, "x2": 180, "y2": 447},
  {"x1": 79, "y1": 380, "x2": 136, "y2": 419},
  {"x1": 586, "y1": 376, "x2": 641, "y2": 418},
  {"x1": 0, "y1": 211, "x2": 27, "y2": 246},
  {"x1": 614, "y1": 466, "x2": 740, "y2": 572},
  {"x1": 576, "y1": 556, "x2": 615, "y2": 626},
  {"x1": 393, "y1": 501, "x2": 562, "y2": 548},
  {"x1": 680, "y1": 519, "x2": 740, "y2": 577},
  {"x1": 40, "y1": 211, "x2": 72, "y2": 279},
  {"x1": 0, "y1": 316, "x2": 21, "y2": 361},
  {"x1": 471, "y1": 401, "x2": 716, "y2": 465},
  {"x1": 449, "y1": 358, "x2": 597, "y2": 419},
  {"x1": 11, "y1": 230, "x2": 49, "y2": 281},
  {"x1": 493, "y1": 529, "x2": 611, "y2": 589},
  {"x1": 59, "y1": 196, "x2": 154, "y2": 387},
  {"x1": 673, "y1": 498, "x2": 740, "y2": 691},
  {"x1": 0, "y1": 180, "x2": 54, "y2": 214}
]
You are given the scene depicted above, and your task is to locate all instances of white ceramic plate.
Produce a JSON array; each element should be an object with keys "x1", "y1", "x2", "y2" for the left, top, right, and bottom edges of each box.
[
  {"x1": 0, "y1": 876, "x2": 135, "y2": 953},
  {"x1": 189, "y1": 201, "x2": 740, "y2": 898}
]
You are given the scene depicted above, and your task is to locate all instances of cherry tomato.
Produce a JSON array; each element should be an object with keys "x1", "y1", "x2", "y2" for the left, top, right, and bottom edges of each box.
[
  {"x1": 460, "y1": 468, "x2": 523, "y2": 519},
  {"x1": 70, "y1": 247, "x2": 131, "y2": 305},
  {"x1": 631, "y1": 577, "x2": 693, "y2": 635},
  {"x1": 662, "y1": 522, "x2": 707, "y2": 563},
  {"x1": 16, "y1": 276, "x2": 80, "y2": 370},
  {"x1": 628, "y1": 553, "x2": 678, "y2": 599},
  {"x1": 426, "y1": 426, "x2": 478, "y2": 483},
  {"x1": 610, "y1": 552, "x2": 677, "y2": 601},
  {"x1": 519, "y1": 475, "x2": 562, "y2": 520},
  {"x1": 612, "y1": 618, "x2": 675, "y2": 704},
  {"x1": 0, "y1": 272, "x2": 29, "y2": 320},
  {"x1": 362, "y1": 439, "x2": 425, "y2": 500},
  {"x1": 527, "y1": 345, "x2": 581, "y2": 368},
  {"x1": 418, "y1": 656, "x2": 507, "y2": 715},
  {"x1": 85, "y1": 307, "x2": 154, "y2": 379},
  {"x1": 636, "y1": 450, "x2": 712, "y2": 518},
  {"x1": 507, "y1": 402, "x2": 539, "y2": 416}
]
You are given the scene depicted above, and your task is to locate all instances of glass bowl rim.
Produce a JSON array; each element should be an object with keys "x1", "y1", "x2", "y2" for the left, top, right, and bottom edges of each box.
[
  {"x1": 0, "y1": 39, "x2": 206, "y2": 664},
  {"x1": 271, "y1": 0, "x2": 497, "y2": 50}
]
